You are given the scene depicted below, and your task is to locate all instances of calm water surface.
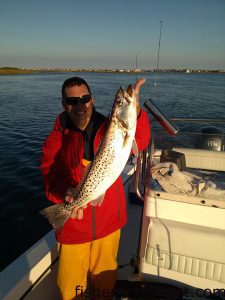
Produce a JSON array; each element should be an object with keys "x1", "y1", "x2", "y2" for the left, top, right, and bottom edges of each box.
[{"x1": 0, "y1": 72, "x2": 224, "y2": 270}]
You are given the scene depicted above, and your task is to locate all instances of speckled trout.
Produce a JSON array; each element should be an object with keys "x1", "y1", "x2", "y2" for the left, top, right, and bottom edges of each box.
[{"x1": 40, "y1": 84, "x2": 137, "y2": 229}]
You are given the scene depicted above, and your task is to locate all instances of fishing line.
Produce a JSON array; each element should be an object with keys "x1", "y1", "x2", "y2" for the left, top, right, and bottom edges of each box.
[
  {"x1": 153, "y1": 20, "x2": 163, "y2": 99},
  {"x1": 135, "y1": 53, "x2": 138, "y2": 82}
]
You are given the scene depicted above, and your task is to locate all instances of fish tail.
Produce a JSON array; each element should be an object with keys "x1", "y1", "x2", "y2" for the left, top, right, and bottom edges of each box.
[{"x1": 40, "y1": 204, "x2": 71, "y2": 230}]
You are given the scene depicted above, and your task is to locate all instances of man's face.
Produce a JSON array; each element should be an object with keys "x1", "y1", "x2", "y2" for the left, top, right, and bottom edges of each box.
[{"x1": 62, "y1": 84, "x2": 94, "y2": 130}]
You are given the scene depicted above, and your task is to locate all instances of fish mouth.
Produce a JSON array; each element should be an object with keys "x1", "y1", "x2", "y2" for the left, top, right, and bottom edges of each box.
[
  {"x1": 116, "y1": 85, "x2": 134, "y2": 105},
  {"x1": 120, "y1": 85, "x2": 135, "y2": 104},
  {"x1": 126, "y1": 84, "x2": 134, "y2": 98}
]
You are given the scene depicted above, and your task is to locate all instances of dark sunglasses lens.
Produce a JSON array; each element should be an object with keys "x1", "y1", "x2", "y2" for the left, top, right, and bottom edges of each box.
[
  {"x1": 80, "y1": 95, "x2": 92, "y2": 104},
  {"x1": 64, "y1": 98, "x2": 74, "y2": 105},
  {"x1": 64, "y1": 95, "x2": 91, "y2": 105}
]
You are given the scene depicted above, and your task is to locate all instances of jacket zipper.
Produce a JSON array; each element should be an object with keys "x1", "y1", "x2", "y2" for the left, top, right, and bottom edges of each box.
[
  {"x1": 116, "y1": 186, "x2": 121, "y2": 220},
  {"x1": 92, "y1": 206, "x2": 97, "y2": 239}
]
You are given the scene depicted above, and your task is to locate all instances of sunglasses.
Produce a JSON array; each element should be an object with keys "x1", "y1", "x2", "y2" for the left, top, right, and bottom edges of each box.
[{"x1": 63, "y1": 94, "x2": 92, "y2": 105}]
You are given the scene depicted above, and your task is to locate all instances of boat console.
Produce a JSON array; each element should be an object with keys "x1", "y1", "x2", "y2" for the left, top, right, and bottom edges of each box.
[{"x1": 139, "y1": 148, "x2": 225, "y2": 292}]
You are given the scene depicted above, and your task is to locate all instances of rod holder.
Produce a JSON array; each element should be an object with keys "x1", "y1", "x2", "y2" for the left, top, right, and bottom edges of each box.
[{"x1": 144, "y1": 98, "x2": 179, "y2": 136}]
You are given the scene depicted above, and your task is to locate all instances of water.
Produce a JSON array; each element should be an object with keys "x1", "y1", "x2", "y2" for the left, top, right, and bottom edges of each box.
[{"x1": 0, "y1": 72, "x2": 224, "y2": 271}]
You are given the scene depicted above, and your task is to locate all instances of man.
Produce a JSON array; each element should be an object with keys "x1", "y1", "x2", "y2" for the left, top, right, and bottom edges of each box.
[{"x1": 41, "y1": 77, "x2": 150, "y2": 299}]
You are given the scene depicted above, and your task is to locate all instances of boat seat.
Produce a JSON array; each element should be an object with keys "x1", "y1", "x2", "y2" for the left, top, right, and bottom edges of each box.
[{"x1": 173, "y1": 147, "x2": 225, "y2": 172}]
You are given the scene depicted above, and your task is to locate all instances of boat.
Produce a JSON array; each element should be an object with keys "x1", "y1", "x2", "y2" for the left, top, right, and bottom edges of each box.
[{"x1": 1, "y1": 99, "x2": 225, "y2": 300}]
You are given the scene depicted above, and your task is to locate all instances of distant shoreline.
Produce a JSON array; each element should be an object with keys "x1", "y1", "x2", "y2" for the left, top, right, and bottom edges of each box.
[{"x1": 0, "y1": 67, "x2": 224, "y2": 75}]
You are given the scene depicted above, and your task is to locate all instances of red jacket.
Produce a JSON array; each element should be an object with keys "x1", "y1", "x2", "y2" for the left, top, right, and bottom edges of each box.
[{"x1": 41, "y1": 109, "x2": 150, "y2": 244}]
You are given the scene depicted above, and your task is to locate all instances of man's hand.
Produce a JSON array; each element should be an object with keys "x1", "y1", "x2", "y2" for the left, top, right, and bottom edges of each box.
[
  {"x1": 134, "y1": 78, "x2": 146, "y2": 117},
  {"x1": 70, "y1": 205, "x2": 87, "y2": 219},
  {"x1": 65, "y1": 188, "x2": 87, "y2": 220}
]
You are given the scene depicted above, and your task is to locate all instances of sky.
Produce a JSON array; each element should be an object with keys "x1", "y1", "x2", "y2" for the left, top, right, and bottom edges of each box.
[{"x1": 0, "y1": 0, "x2": 225, "y2": 70}]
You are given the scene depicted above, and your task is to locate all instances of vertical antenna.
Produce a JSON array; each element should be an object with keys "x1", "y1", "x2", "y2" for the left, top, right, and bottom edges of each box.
[{"x1": 153, "y1": 21, "x2": 163, "y2": 99}]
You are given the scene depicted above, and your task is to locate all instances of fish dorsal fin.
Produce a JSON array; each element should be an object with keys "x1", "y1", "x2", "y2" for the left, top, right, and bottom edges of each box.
[{"x1": 71, "y1": 160, "x2": 93, "y2": 199}]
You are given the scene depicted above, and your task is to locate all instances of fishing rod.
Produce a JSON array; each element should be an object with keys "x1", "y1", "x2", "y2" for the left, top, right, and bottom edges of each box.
[
  {"x1": 126, "y1": 22, "x2": 167, "y2": 277},
  {"x1": 144, "y1": 21, "x2": 179, "y2": 136}
]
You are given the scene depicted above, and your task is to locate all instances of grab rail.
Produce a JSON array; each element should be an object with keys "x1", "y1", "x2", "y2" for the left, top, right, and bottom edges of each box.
[{"x1": 134, "y1": 138, "x2": 154, "y2": 201}]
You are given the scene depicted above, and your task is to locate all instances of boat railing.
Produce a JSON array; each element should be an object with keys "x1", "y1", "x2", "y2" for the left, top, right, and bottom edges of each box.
[
  {"x1": 170, "y1": 117, "x2": 225, "y2": 124},
  {"x1": 134, "y1": 140, "x2": 154, "y2": 201}
]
